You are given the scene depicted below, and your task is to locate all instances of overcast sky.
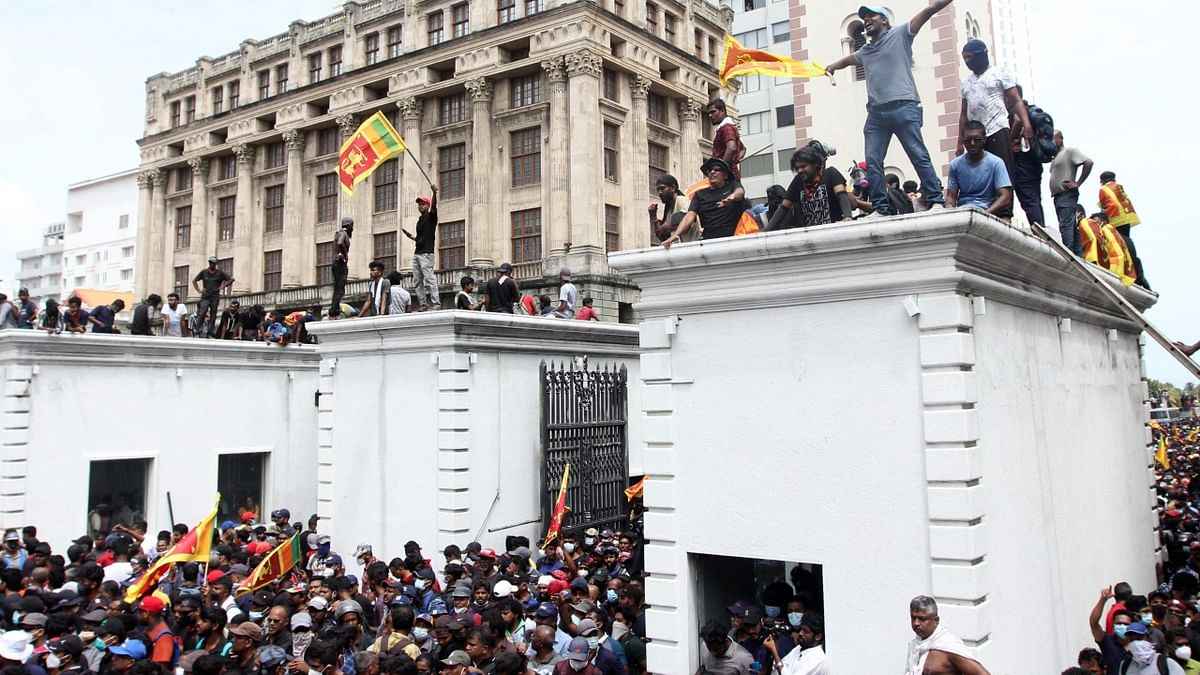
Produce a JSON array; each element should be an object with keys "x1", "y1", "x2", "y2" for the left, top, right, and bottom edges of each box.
[{"x1": 1, "y1": 1, "x2": 1194, "y2": 384}]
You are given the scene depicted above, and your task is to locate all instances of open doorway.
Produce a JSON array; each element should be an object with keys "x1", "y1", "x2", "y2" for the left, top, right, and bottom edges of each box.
[
  {"x1": 217, "y1": 452, "x2": 267, "y2": 524},
  {"x1": 87, "y1": 458, "x2": 150, "y2": 538}
]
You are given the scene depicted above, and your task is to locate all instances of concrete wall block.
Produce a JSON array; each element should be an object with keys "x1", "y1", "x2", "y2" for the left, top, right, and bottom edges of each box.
[
  {"x1": 317, "y1": 429, "x2": 333, "y2": 448},
  {"x1": 921, "y1": 371, "x2": 978, "y2": 405},
  {"x1": 929, "y1": 522, "x2": 988, "y2": 560},
  {"x1": 437, "y1": 509, "x2": 471, "y2": 533},
  {"x1": 642, "y1": 415, "x2": 674, "y2": 445},
  {"x1": 643, "y1": 542, "x2": 679, "y2": 573},
  {"x1": 645, "y1": 607, "x2": 683, "y2": 646},
  {"x1": 917, "y1": 294, "x2": 974, "y2": 330},
  {"x1": 919, "y1": 333, "x2": 976, "y2": 368},
  {"x1": 0, "y1": 429, "x2": 28, "y2": 449},
  {"x1": 319, "y1": 360, "x2": 336, "y2": 376},
  {"x1": 438, "y1": 470, "x2": 470, "y2": 490},
  {"x1": 931, "y1": 560, "x2": 989, "y2": 600},
  {"x1": 927, "y1": 485, "x2": 986, "y2": 521},
  {"x1": 438, "y1": 352, "x2": 472, "y2": 371},
  {"x1": 0, "y1": 513, "x2": 26, "y2": 530},
  {"x1": 641, "y1": 383, "x2": 674, "y2": 413},
  {"x1": 316, "y1": 482, "x2": 335, "y2": 502},
  {"x1": 318, "y1": 447, "x2": 335, "y2": 466},
  {"x1": 924, "y1": 408, "x2": 979, "y2": 444},
  {"x1": 0, "y1": 478, "x2": 25, "y2": 496},
  {"x1": 0, "y1": 461, "x2": 27, "y2": 480},
  {"x1": 640, "y1": 352, "x2": 673, "y2": 382},
  {"x1": 0, "y1": 496, "x2": 23, "y2": 514},
  {"x1": 642, "y1": 477, "x2": 676, "y2": 509},
  {"x1": 645, "y1": 579, "x2": 682, "y2": 615},
  {"x1": 317, "y1": 394, "x2": 334, "y2": 412},
  {"x1": 440, "y1": 390, "x2": 471, "y2": 411},
  {"x1": 642, "y1": 446, "x2": 677, "y2": 476},
  {"x1": 437, "y1": 489, "x2": 471, "y2": 511},
  {"x1": 438, "y1": 370, "x2": 472, "y2": 391},
  {"x1": 925, "y1": 447, "x2": 983, "y2": 482},
  {"x1": 3, "y1": 381, "x2": 30, "y2": 397},
  {"x1": 4, "y1": 367, "x2": 33, "y2": 381},
  {"x1": 438, "y1": 449, "x2": 471, "y2": 471},
  {"x1": 2, "y1": 412, "x2": 29, "y2": 430},
  {"x1": 937, "y1": 600, "x2": 992, "y2": 643},
  {"x1": 3, "y1": 398, "x2": 30, "y2": 414},
  {"x1": 317, "y1": 411, "x2": 334, "y2": 430},
  {"x1": 643, "y1": 511, "x2": 678, "y2": 542},
  {"x1": 438, "y1": 430, "x2": 470, "y2": 450},
  {"x1": 438, "y1": 411, "x2": 470, "y2": 431},
  {"x1": 644, "y1": 643, "x2": 683, "y2": 673},
  {"x1": 639, "y1": 318, "x2": 672, "y2": 350}
]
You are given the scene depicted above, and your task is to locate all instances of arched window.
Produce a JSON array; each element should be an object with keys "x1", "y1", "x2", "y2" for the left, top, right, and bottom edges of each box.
[{"x1": 847, "y1": 21, "x2": 867, "y2": 81}]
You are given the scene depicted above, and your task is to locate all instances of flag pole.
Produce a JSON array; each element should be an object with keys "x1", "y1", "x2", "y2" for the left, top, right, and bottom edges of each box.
[{"x1": 404, "y1": 148, "x2": 435, "y2": 189}]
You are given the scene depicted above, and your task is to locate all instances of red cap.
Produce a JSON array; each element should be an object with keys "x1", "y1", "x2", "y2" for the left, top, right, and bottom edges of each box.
[
  {"x1": 478, "y1": 547, "x2": 497, "y2": 559},
  {"x1": 206, "y1": 570, "x2": 226, "y2": 584},
  {"x1": 139, "y1": 596, "x2": 165, "y2": 614},
  {"x1": 547, "y1": 580, "x2": 569, "y2": 596},
  {"x1": 241, "y1": 512, "x2": 255, "y2": 522},
  {"x1": 550, "y1": 569, "x2": 569, "y2": 581},
  {"x1": 416, "y1": 196, "x2": 431, "y2": 205}
]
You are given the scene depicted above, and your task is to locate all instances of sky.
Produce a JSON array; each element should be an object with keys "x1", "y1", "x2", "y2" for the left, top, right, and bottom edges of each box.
[{"x1": 1, "y1": 1, "x2": 1195, "y2": 384}]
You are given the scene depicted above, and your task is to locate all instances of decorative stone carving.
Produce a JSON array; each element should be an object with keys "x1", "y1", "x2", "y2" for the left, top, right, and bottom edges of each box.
[
  {"x1": 629, "y1": 74, "x2": 651, "y2": 100},
  {"x1": 187, "y1": 157, "x2": 210, "y2": 184},
  {"x1": 542, "y1": 57, "x2": 567, "y2": 83},
  {"x1": 137, "y1": 172, "x2": 155, "y2": 190},
  {"x1": 678, "y1": 98, "x2": 703, "y2": 121},
  {"x1": 397, "y1": 97, "x2": 424, "y2": 124},
  {"x1": 464, "y1": 77, "x2": 494, "y2": 105},
  {"x1": 149, "y1": 169, "x2": 167, "y2": 188},
  {"x1": 234, "y1": 143, "x2": 256, "y2": 165},
  {"x1": 283, "y1": 129, "x2": 306, "y2": 153},
  {"x1": 336, "y1": 113, "x2": 359, "y2": 138},
  {"x1": 564, "y1": 51, "x2": 603, "y2": 78}
]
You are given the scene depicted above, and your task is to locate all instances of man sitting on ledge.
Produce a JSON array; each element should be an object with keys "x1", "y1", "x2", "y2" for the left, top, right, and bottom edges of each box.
[
  {"x1": 662, "y1": 157, "x2": 748, "y2": 249},
  {"x1": 945, "y1": 120, "x2": 1013, "y2": 220}
]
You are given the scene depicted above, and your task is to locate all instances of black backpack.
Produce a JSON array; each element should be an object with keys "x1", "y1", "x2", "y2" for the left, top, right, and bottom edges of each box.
[
  {"x1": 1026, "y1": 101, "x2": 1058, "y2": 164},
  {"x1": 1120, "y1": 653, "x2": 1170, "y2": 675}
]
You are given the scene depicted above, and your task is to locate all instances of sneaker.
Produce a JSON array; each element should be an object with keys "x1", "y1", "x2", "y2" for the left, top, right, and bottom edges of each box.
[
  {"x1": 926, "y1": 203, "x2": 946, "y2": 210},
  {"x1": 860, "y1": 211, "x2": 885, "y2": 219}
]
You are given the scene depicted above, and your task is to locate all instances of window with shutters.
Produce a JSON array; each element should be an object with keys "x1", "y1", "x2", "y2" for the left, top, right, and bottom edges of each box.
[
  {"x1": 498, "y1": 0, "x2": 515, "y2": 23},
  {"x1": 510, "y1": 127, "x2": 541, "y2": 188},
  {"x1": 605, "y1": 205, "x2": 620, "y2": 252},
  {"x1": 174, "y1": 266, "x2": 190, "y2": 300},
  {"x1": 511, "y1": 209, "x2": 541, "y2": 263},
  {"x1": 439, "y1": 93, "x2": 466, "y2": 125},
  {"x1": 439, "y1": 144, "x2": 466, "y2": 199},
  {"x1": 373, "y1": 232, "x2": 397, "y2": 272},
  {"x1": 263, "y1": 185, "x2": 284, "y2": 233},
  {"x1": 374, "y1": 159, "x2": 399, "y2": 213},
  {"x1": 439, "y1": 221, "x2": 466, "y2": 269},
  {"x1": 309, "y1": 52, "x2": 323, "y2": 83},
  {"x1": 264, "y1": 142, "x2": 285, "y2": 169},
  {"x1": 648, "y1": 142, "x2": 668, "y2": 195},
  {"x1": 603, "y1": 122, "x2": 619, "y2": 182},
  {"x1": 451, "y1": 3, "x2": 469, "y2": 38},
  {"x1": 365, "y1": 32, "x2": 380, "y2": 64},
  {"x1": 175, "y1": 206, "x2": 192, "y2": 250},
  {"x1": 316, "y1": 242, "x2": 334, "y2": 284},
  {"x1": 428, "y1": 11, "x2": 444, "y2": 45},
  {"x1": 329, "y1": 46, "x2": 342, "y2": 76},
  {"x1": 510, "y1": 74, "x2": 541, "y2": 107},
  {"x1": 263, "y1": 250, "x2": 282, "y2": 291},
  {"x1": 387, "y1": 26, "x2": 403, "y2": 57},
  {"x1": 218, "y1": 197, "x2": 236, "y2": 241},
  {"x1": 316, "y1": 174, "x2": 338, "y2": 223}
]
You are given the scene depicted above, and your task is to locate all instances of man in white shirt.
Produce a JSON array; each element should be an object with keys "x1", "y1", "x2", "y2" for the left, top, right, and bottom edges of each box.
[
  {"x1": 766, "y1": 613, "x2": 827, "y2": 675},
  {"x1": 161, "y1": 293, "x2": 189, "y2": 337},
  {"x1": 552, "y1": 268, "x2": 577, "y2": 319}
]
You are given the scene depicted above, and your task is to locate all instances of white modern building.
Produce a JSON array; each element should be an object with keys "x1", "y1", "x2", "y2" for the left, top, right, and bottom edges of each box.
[
  {"x1": 731, "y1": 0, "x2": 1030, "y2": 201},
  {"x1": 14, "y1": 223, "x2": 65, "y2": 306},
  {"x1": 991, "y1": 0, "x2": 1034, "y2": 99},
  {"x1": 62, "y1": 170, "x2": 139, "y2": 296}
]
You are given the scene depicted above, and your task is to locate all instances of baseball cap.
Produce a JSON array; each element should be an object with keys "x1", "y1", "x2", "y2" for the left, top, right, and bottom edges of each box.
[
  {"x1": 241, "y1": 512, "x2": 255, "y2": 522},
  {"x1": 3, "y1": 531, "x2": 19, "y2": 542},
  {"x1": 208, "y1": 256, "x2": 220, "y2": 264},
  {"x1": 576, "y1": 619, "x2": 598, "y2": 636},
  {"x1": 479, "y1": 547, "x2": 498, "y2": 559},
  {"x1": 416, "y1": 196, "x2": 431, "y2": 205},
  {"x1": 229, "y1": 564, "x2": 250, "y2": 576},
  {"x1": 441, "y1": 650, "x2": 471, "y2": 666},
  {"x1": 497, "y1": 263, "x2": 512, "y2": 273},
  {"x1": 206, "y1": 570, "x2": 225, "y2": 584},
  {"x1": 1126, "y1": 622, "x2": 1150, "y2": 636},
  {"x1": 291, "y1": 613, "x2": 313, "y2": 631},
  {"x1": 326, "y1": 554, "x2": 343, "y2": 566},
  {"x1": 229, "y1": 622, "x2": 263, "y2": 641},
  {"x1": 19, "y1": 613, "x2": 47, "y2": 628},
  {"x1": 335, "y1": 600, "x2": 363, "y2": 618},
  {"x1": 271, "y1": 508, "x2": 290, "y2": 519},
  {"x1": 317, "y1": 534, "x2": 331, "y2": 545},
  {"x1": 109, "y1": 639, "x2": 147, "y2": 660},
  {"x1": 308, "y1": 596, "x2": 330, "y2": 611},
  {"x1": 559, "y1": 268, "x2": 572, "y2": 281},
  {"x1": 570, "y1": 599, "x2": 597, "y2": 615},
  {"x1": 536, "y1": 602, "x2": 559, "y2": 618},
  {"x1": 259, "y1": 645, "x2": 290, "y2": 669},
  {"x1": 858, "y1": 5, "x2": 888, "y2": 19},
  {"x1": 493, "y1": 580, "x2": 514, "y2": 597},
  {"x1": 354, "y1": 543, "x2": 372, "y2": 561},
  {"x1": 220, "y1": 521, "x2": 236, "y2": 531},
  {"x1": 566, "y1": 636, "x2": 591, "y2": 663},
  {"x1": 47, "y1": 635, "x2": 85, "y2": 659},
  {"x1": 741, "y1": 606, "x2": 764, "y2": 624},
  {"x1": 97, "y1": 619, "x2": 127, "y2": 639},
  {"x1": 80, "y1": 608, "x2": 108, "y2": 624},
  {"x1": 451, "y1": 586, "x2": 472, "y2": 598}
]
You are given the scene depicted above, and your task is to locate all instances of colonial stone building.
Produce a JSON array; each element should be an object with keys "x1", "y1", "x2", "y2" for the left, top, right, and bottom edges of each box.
[{"x1": 136, "y1": 0, "x2": 732, "y2": 318}]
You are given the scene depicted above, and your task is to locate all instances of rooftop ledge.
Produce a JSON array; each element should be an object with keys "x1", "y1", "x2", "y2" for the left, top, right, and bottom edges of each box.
[
  {"x1": 0, "y1": 331, "x2": 321, "y2": 370},
  {"x1": 608, "y1": 207, "x2": 1157, "y2": 331}
]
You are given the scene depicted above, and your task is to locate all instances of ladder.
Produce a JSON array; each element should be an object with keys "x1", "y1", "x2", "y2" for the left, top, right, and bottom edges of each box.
[{"x1": 1028, "y1": 223, "x2": 1200, "y2": 380}]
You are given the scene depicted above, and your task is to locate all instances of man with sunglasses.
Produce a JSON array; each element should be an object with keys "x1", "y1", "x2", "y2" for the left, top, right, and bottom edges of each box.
[
  {"x1": 945, "y1": 121, "x2": 1012, "y2": 219},
  {"x1": 661, "y1": 158, "x2": 748, "y2": 249}
]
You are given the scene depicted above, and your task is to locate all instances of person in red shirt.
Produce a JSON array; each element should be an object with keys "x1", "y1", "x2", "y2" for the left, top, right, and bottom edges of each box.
[
  {"x1": 575, "y1": 298, "x2": 598, "y2": 321},
  {"x1": 707, "y1": 99, "x2": 745, "y2": 180}
]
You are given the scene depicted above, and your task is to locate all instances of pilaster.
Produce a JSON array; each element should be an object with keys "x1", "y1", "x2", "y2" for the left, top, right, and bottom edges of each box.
[
  {"x1": 0, "y1": 365, "x2": 33, "y2": 529},
  {"x1": 436, "y1": 351, "x2": 473, "y2": 553},
  {"x1": 283, "y1": 129, "x2": 308, "y2": 287},
  {"x1": 149, "y1": 170, "x2": 168, "y2": 298},
  {"x1": 677, "y1": 99, "x2": 703, "y2": 179},
  {"x1": 465, "y1": 77, "x2": 495, "y2": 268},
  {"x1": 316, "y1": 357, "x2": 336, "y2": 530},
  {"x1": 627, "y1": 76, "x2": 652, "y2": 250},
  {"x1": 187, "y1": 157, "x2": 211, "y2": 275},
  {"x1": 543, "y1": 57, "x2": 570, "y2": 258},
  {"x1": 135, "y1": 172, "x2": 154, "y2": 299},
  {"x1": 232, "y1": 143, "x2": 257, "y2": 292},
  {"x1": 565, "y1": 50, "x2": 604, "y2": 256},
  {"x1": 398, "y1": 98, "x2": 425, "y2": 272}
]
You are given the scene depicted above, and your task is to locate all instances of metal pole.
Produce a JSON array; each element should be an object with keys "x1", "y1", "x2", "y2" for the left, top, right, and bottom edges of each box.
[
  {"x1": 166, "y1": 491, "x2": 175, "y2": 528},
  {"x1": 404, "y1": 148, "x2": 435, "y2": 188}
]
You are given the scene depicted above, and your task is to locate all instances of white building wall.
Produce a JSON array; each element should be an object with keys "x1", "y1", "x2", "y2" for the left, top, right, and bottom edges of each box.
[
  {"x1": 15, "y1": 223, "x2": 65, "y2": 306},
  {"x1": 307, "y1": 312, "x2": 642, "y2": 566},
  {"x1": 62, "y1": 170, "x2": 139, "y2": 293},
  {"x1": 609, "y1": 209, "x2": 1157, "y2": 674},
  {"x1": 991, "y1": 0, "x2": 1035, "y2": 99},
  {"x1": 0, "y1": 333, "x2": 319, "y2": 548}
]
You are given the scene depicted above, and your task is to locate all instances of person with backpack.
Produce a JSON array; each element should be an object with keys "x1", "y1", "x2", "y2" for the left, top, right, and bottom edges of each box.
[
  {"x1": 137, "y1": 596, "x2": 180, "y2": 669},
  {"x1": 1010, "y1": 84, "x2": 1052, "y2": 228},
  {"x1": 1119, "y1": 623, "x2": 1184, "y2": 674}
]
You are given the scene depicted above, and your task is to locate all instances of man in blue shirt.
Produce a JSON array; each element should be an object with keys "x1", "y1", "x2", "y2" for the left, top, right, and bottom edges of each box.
[
  {"x1": 823, "y1": 1, "x2": 955, "y2": 214},
  {"x1": 946, "y1": 121, "x2": 1012, "y2": 217},
  {"x1": 89, "y1": 299, "x2": 126, "y2": 334}
]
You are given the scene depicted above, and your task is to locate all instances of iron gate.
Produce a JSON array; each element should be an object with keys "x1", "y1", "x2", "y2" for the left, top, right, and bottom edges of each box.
[{"x1": 540, "y1": 357, "x2": 629, "y2": 536}]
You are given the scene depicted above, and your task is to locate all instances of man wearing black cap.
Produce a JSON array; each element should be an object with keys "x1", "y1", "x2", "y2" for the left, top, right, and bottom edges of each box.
[
  {"x1": 271, "y1": 509, "x2": 294, "y2": 537},
  {"x1": 47, "y1": 635, "x2": 88, "y2": 675},
  {"x1": 192, "y1": 256, "x2": 234, "y2": 338},
  {"x1": 661, "y1": 157, "x2": 748, "y2": 248},
  {"x1": 649, "y1": 175, "x2": 695, "y2": 244},
  {"x1": 823, "y1": 2, "x2": 954, "y2": 215},
  {"x1": 402, "y1": 185, "x2": 440, "y2": 311},
  {"x1": 483, "y1": 263, "x2": 520, "y2": 313},
  {"x1": 330, "y1": 217, "x2": 354, "y2": 316}
]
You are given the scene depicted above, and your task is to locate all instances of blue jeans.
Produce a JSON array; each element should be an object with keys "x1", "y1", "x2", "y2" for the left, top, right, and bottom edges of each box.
[
  {"x1": 864, "y1": 102, "x2": 944, "y2": 214},
  {"x1": 1053, "y1": 190, "x2": 1082, "y2": 255}
]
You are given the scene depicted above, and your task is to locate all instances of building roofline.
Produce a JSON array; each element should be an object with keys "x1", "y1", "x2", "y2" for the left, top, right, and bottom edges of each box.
[{"x1": 66, "y1": 168, "x2": 140, "y2": 190}]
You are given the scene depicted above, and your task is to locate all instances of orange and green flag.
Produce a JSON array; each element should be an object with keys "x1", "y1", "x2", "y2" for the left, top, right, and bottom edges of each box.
[
  {"x1": 237, "y1": 533, "x2": 303, "y2": 597},
  {"x1": 125, "y1": 494, "x2": 220, "y2": 603},
  {"x1": 719, "y1": 34, "x2": 827, "y2": 86},
  {"x1": 624, "y1": 477, "x2": 645, "y2": 502},
  {"x1": 542, "y1": 464, "x2": 571, "y2": 548},
  {"x1": 1157, "y1": 436, "x2": 1170, "y2": 470},
  {"x1": 338, "y1": 111, "x2": 407, "y2": 195}
]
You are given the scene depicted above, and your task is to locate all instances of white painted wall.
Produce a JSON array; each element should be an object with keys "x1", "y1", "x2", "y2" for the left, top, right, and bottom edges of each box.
[
  {"x1": 63, "y1": 170, "x2": 139, "y2": 293},
  {"x1": 307, "y1": 311, "x2": 642, "y2": 568},
  {"x1": 609, "y1": 208, "x2": 1158, "y2": 674},
  {"x1": 0, "y1": 332, "x2": 319, "y2": 549}
]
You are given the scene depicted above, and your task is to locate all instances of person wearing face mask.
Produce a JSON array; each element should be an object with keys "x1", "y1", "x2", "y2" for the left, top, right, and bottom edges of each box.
[
  {"x1": 765, "y1": 612, "x2": 827, "y2": 675},
  {"x1": 526, "y1": 602, "x2": 571, "y2": 657},
  {"x1": 448, "y1": 586, "x2": 476, "y2": 623},
  {"x1": 410, "y1": 614, "x2": 435, "y2": 654},
  {"x1": 307, "y1": 536, "x2": 337, "y2": 578},
  {"x1": 1120, "y1": 622, "x2": 1186, "y2": 674},
  {"x1": 610, "y1": 607, "x2": 645, "y2": 675},
  {"x1": 411, "y1": 569, "x2": 444, "y2": 614},
  {"x1": 1165, "y1": 627, "x2": 1200, "y2": 674},
  {"x1": 293, "y1": 639, "x2": 338, "y2": 675},
  {"x1": 46, "y1": 635, "x2": 90, "y2": 675},
  {"x1": 555, "y1": 636, "x2": 601, "y2": 675},
  {"x1": 574, "y1": 619, "x2": 625, "y2": 675},
  {"x1": 20, "y1": 613, "x2": 48, "y2": 652},
  {"x1": 83, "y1": 619, "x2": 124, "y2": 673},
  {"x1": 1126, "y1": 596, "x2": 1169, "y2": 655},
  {"x1": 369, "y1": 605, "x2": 422, "y2": 660}
]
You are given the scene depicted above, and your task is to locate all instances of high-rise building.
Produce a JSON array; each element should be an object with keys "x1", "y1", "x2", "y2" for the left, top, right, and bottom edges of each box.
[
  {"x1": 991, "y1": 0, "x2": 1034, "y2": 99},
  {"x1": 732, "y1": 0, "x2": 1013, "y2": 201},
  {"x1": 135, "y1": 0, "x2": 732, "y2": 318},
  {"x1": 61, "y1": 170, "x2": 139, "y2": 293},
  {"x1": 15, "y1": 223, "x2": 65, "y2": 307}
]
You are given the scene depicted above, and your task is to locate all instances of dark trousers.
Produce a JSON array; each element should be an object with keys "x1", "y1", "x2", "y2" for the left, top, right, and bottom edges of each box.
[
  {"x1": 1012, "y1": 150, "x2": 1045, "y2": 228},
  {"x1": 984, "y1": 128, "x2": 1014, "y2": 218},
  {"x1": 330, "y1": 259, "x2": 348, "y2": 314},
  {"x1": 1053, "y1": 190, "x2": 1083, "y2": 256},
  {"x1": 1117, "y1": 225, "x2": 1149, "y2": 289},
  {"x1": 196, "y1": 296, "x2": 220, "y2": 337}
]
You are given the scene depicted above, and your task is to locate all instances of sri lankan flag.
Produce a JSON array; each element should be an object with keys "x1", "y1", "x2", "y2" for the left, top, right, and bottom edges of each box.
[
  {"x1": 542, "y1": 464, "x2": 571, "y2": 548},
  {"x1": 719, "y1": 34, "x2": 827, "y2": 86},
  {"x1": 125, "y1": 494, "x2": 219, "y2": 603},
  {"x1": 1157, "y1": 436, "x2": 1170, "y2": 470},
  {"x1": 338, "y1": 111, "x2": 407, "y2": 195},
  {"x1": 237, "y1": 533, "x2": 303, "y2": 597},
  {"x1": 624, "y1": 477, "x2": 645, "y2": 502}
]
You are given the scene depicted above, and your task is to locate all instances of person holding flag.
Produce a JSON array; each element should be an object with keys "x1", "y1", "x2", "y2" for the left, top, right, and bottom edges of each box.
[
  {"x1": 661, "y1": 157, "x2": 749, "y2": 249},
  {"x1": 822, "y1": 1, "x2": 954, "y2": 216},
  {"x1": 124, "y1": 495, "x2": 220, "y2": 605}
]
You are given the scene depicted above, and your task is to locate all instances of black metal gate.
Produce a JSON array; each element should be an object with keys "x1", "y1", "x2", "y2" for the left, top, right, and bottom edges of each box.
[{"x1": 540, "y1": 357, "x2": 629, "y2": 537}]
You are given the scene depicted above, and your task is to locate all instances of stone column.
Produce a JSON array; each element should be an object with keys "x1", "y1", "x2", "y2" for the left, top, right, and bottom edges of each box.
[
  {"x1": 543, "y1": 57, "x2": 570, "y2": 258},
  {"x1": 232, "y1": 143, "x2": 256, "y2": 292},
  {"x1": 148, "y1": 169, "x2": 168, "y2": 297},
  {"x1": 627, "y1": 75, "x2": 651, "y2": 250},
  {"x1": 336, "y1": 114, "x2": 367, "y2": 279},
  {"x1": 678, "y1": 98, "x2": 703, "y2": 179},
  {"x1": 465, "y1": 77, "x2": 494, "y2": 268},
  {"x1": 564, "y1": 50, "x2": 604, "y2": 256},
  {"x1": 187, "y1": 157, "x2": 211, "y2": 272},
  {"x1": 282, "y1": 129, "x2": 308, "y2": 287},
  {"x1": 135, "y1": 172, "x2": 154, "y2": 298},
  {"x1": 397, "y1": 97, "x2": 424, "y2": 273}
]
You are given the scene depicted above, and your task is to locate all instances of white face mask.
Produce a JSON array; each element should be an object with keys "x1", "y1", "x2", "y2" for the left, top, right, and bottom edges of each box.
[
  {"x1": 611, "y1": 621, "x2": 630, "y2": 640},
  {"x1": 569, "y1": 661, "x2": 588, "y2": 672},
  {"x1": 1178, "y1": 646, "x2": 1193, "y2": 661},
  {"x1": 46, "y1": 655, "x2": 61, "y2": 670}
]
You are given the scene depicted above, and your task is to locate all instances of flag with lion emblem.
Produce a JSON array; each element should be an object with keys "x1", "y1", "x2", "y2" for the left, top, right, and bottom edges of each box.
[{"x1": 338, "y1": 111, "x2": 407, "y2": 195}]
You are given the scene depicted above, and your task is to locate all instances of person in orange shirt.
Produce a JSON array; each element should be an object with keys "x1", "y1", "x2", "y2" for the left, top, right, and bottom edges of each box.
[
  {"x1": 1098, "y1": 171, "x2": 1148, "y2": 289},
  {"x1": 137, "y1": 596, "x2": 178, "y2": 668}
]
